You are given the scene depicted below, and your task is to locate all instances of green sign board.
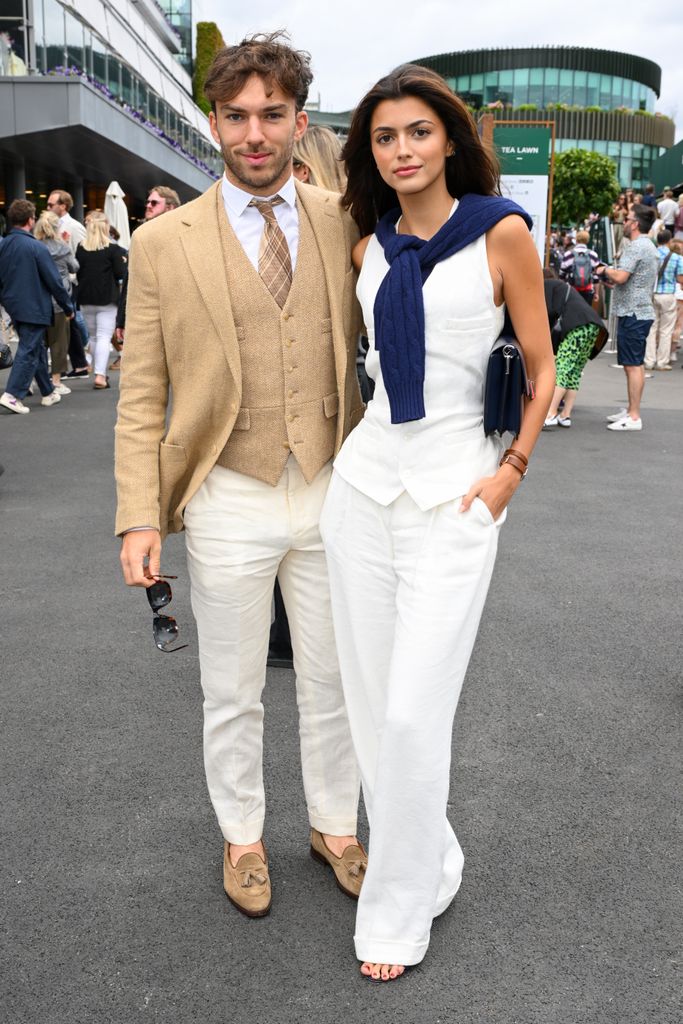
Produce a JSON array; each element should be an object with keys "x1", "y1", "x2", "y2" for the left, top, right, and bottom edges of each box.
[{"x1": 494, "y1": 127, "x2": 551, "y2": 175}]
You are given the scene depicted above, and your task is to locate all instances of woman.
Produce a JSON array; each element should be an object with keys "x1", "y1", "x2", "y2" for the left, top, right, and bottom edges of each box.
[
  {"x1": 76, "y1": 211, "x2": 126, "y2": 388},
  {"x1": 292, "y1": 124, "x2": 346, "y2": 192},
  {"x1": 319, "y1": 65, "x2": 555, "y2": 981},
  {"x1": 33, "y1": 210, "x2": 79, "y2": 394},
  {"x1": 611, "y1": 194, "x2": 628, "y2": 251},
  {"x1": 542, "y1": 269, "x2": 607, "y2": 427}
]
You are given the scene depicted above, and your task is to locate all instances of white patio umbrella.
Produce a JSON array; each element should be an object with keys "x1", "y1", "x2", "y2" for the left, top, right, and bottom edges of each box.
[{"x1": 104, "y1": 180, "x2": 131, "y2": 249}]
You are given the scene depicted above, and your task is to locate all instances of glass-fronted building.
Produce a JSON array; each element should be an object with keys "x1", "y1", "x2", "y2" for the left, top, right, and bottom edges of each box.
[
  {"x1": 413, "y1": 47, "x2": 674, "y2": 189},
  {"x1": 0, "y1": 0, "x2": 221, "y2": 223},
  {"x1": 157, "y1": 0, "x2": 199, "y2": 77}
]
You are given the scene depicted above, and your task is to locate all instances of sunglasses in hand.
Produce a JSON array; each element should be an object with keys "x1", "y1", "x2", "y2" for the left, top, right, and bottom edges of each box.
[{"x1": 147, "y1": 575, "x2": 188, "y2": 653}]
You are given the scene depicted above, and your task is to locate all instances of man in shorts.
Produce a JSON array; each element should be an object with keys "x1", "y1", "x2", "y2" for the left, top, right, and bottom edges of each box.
[{"x1": 597, "y1": 204, "x2": 658, "y2": 431}]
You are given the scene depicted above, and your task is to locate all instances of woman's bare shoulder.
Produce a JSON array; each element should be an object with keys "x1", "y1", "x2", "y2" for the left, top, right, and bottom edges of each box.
[{"x1": 352, "y1": 234, "x2": 373, "y2": 272}]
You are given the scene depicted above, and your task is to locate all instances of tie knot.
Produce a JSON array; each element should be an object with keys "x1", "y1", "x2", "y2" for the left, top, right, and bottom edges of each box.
[{"x1": 248, "y1": 195, "x2": 285, "y2": 224}]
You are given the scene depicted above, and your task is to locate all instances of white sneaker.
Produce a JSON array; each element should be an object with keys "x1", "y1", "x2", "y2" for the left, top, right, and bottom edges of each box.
[
  {"x1": 0, "y1": 391, "x2": 30, "y2": 414},
  {"x1": 53, "y1": 383, "x2": 71, "y2": 396},
  {"x1": 606, "y1": 408, "x2": 627, "y2": 422},
  {"x1": 558, "y1": 416, "x2": 572, "y2": 428},
  {"x1": 41, "y1": 391, "x2": 61, "y2": 407},
  {"x1": 607, "y1": 416, "x2": 642, "y2": 431},
  {"x1": 543, "y1": 415, "x2": 558, "y2": 428}
]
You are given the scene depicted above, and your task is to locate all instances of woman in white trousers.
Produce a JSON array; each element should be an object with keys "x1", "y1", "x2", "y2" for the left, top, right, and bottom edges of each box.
[
  {"x1": 76, "y1": 212, "x2": 127, "y2": 388},
  {"x1": 321, "y1": 65, "x2": 555, "y2": 981}
]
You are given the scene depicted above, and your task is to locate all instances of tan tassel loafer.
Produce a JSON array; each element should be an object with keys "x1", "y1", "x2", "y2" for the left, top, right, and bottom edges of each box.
[
  {"x1": 310, "y1": 829, "x2": 368, "y2": 899},
  {"x1": 223, "y1": 842, "x2": 272, "y2": 918}
]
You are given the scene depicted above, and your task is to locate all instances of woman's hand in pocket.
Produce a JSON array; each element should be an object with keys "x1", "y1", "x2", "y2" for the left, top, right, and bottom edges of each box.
[{"x1": 459, "y1": 464, "x2": 522, "y2": 521}]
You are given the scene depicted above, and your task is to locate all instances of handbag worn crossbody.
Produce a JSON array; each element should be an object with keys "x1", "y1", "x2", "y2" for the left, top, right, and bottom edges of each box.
[{"x1": 484, "y1": 318, "x2": 535, "y2": 438}]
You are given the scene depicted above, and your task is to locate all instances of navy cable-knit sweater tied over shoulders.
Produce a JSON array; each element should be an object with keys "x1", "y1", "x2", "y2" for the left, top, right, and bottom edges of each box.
[{"x1": 373, "y1": 192, "x2": 533, "y2": 424}]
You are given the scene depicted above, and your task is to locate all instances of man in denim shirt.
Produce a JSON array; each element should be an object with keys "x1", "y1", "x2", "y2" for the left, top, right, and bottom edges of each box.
[
  {"x1": 644, "y1": 229, "x2": 683, "y2": 371},
  {"x1": 597, "y1": 204, "x2": 658, "y2": 431}
]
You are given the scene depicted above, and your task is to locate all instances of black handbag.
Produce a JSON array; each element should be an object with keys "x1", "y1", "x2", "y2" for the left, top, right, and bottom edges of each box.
[
  {"x1": 0, "y1": 340, "x2": 13, "y2": 370},
  {"x1": 550, "y1": 283, "x2": 572, "y2": 354},
  {"x1": 484, "y1": 318, "x2": 534, "y2": 438}
]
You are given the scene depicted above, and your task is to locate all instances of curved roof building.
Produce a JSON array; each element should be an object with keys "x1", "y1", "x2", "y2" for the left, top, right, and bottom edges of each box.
[{"x1": 412, "y1": 47, "x2": 674, "y2": 189}]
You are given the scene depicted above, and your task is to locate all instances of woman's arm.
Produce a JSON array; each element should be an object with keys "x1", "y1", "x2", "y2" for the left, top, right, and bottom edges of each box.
[
  {"x1": 352, "y1": 235, "x2": 372, "y2": 273},
  {"x1": 461, "y1": 215, "x2": 555, "y2": 518}
]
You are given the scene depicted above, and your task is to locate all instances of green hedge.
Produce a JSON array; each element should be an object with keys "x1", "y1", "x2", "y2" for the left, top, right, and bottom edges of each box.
[{"x1": 193, "y1": 21, "x2": 225, "y2": 115}]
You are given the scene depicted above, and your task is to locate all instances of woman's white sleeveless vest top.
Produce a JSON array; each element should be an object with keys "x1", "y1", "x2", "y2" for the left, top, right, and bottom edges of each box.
[{"x1": 333, "y1": 221, "x2": 506, "y2": 510}]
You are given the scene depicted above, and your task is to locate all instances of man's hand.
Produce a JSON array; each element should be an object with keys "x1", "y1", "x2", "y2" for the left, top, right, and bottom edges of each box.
[
  {"x1": 115, "y1": 327, "x2": 125, "y2": 343},
  {"x1": 61, "y1": 230, "x2": 70, "y2": 243},
  {"x1": 120, "y1": 529, "x2": 162, "y2": 588}
]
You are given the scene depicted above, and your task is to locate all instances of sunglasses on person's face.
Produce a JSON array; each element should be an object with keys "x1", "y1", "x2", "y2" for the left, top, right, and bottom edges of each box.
[
  {"x1": 145, "y1": 199, "x2": 163, "y2": 208},
  {"x1": 146, "y1": 575, "x2": 188, "y2": 653}
]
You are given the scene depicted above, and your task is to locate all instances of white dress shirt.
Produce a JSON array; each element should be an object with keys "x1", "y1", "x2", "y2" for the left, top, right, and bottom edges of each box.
[{"x1": 220, "y1": 173, "x2": 299, "y2": 271}]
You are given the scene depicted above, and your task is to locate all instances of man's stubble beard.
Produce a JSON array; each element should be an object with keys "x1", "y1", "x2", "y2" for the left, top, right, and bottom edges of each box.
[{"x1": 220, "y1": 135, "x2": 295, "y2": 193}]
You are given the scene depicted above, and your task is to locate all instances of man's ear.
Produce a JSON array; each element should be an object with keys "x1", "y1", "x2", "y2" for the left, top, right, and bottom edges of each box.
[
  {"x1": 294, "y1": 109, "x2": 308, "y2": 142},
  {"x1": 208, "y1": 110, "x2": 220, "y2": 146}
]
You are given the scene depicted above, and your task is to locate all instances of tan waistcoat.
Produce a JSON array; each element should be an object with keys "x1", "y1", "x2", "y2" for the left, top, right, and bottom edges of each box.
[{"x1": 215, "y1": 196, "x2": 338, "y2": 485}]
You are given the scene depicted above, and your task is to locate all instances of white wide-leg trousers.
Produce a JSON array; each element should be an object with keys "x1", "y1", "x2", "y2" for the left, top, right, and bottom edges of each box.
[
  {"x1": 320, "y1": 472, "x2": 505, "y2": 966},
  {"x1": 184, "y1": 458, "x2": 360, "y2": 845}
]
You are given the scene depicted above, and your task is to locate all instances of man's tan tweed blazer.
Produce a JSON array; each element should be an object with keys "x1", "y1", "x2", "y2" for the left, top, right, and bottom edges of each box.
[{"x1": 114, "y1": 180, "x2": 363, "y2": 539}]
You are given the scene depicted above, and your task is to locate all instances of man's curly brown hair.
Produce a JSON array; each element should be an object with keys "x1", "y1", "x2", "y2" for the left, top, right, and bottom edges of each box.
[{"x1": 204, "y1": 31, "x2": 313, "y2": 113}]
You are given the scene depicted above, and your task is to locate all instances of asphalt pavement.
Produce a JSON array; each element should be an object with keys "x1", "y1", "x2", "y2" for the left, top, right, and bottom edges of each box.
[{"x1": 1, "y1": 351, "x2": 680, "y2": 1024}]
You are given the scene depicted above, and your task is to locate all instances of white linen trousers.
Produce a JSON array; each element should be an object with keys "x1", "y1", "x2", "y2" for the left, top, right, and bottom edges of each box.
[
  {"x1": 320, "y1": 219, "x2": 508, "y2": 966},
  {"x1": 184, "y1": 457, "x2": 360, "y2": 845}
]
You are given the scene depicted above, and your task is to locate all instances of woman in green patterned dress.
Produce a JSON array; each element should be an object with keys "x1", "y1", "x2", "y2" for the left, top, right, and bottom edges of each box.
[{"x1": 543, "y1": 270, "x2": 608, "y2": 428}]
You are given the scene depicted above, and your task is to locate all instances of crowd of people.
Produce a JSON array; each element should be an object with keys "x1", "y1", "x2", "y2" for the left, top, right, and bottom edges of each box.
[
  {"x1": 545, "y1": 192, "x2": 683, "y2": 431},
  {"x1": 0, "y1": 184, "x2": 180, "y2": 413},
  {"x1": 1, "y1": 30, "x2": 680, "y2": 987}
]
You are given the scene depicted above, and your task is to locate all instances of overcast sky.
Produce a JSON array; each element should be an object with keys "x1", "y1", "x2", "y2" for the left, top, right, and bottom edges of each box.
[{"x1": 198, "y1": 0, "x2": 681, "y2": 141}]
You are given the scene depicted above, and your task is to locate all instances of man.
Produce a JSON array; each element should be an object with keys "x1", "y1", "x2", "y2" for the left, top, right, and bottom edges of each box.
[
  {"x1": 641, "y1": 184, "x2": 657, "y2": 209},
  {"x1": 115, "y1": 33, "x2": 365, "y2": 918},
  {"x1": 47, "y1": 188, "x2": 89, "y2": 379},
  {"x1": 0, "y1": 200, "x2": 74, "y2": 415},
  {"x1": 597, "y1": 204, "x2": 658, "y2": 431},
  {"x1": 657, "y1": 189, "x2": 678, "y2": 234},
  {"x1": 644, "y1": 229, "x2": 683, "y2": 371},
  {"x1": 113, "y1": 184, "x2": 181, "y2": 353},
  {"x1": 560, "y1": 229, "x2": 600, "y2": 306},
  {"x1": 46, "y1": 189, "x2": 86, "y2": 254}
]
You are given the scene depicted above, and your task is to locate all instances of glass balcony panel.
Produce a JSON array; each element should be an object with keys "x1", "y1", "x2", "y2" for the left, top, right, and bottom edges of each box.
[
  {"x1": 34, "y1": 0, "x2": 46, "y2": 71},
  {"x1": 65, "y1": 10, "x2": 84, "y2": 71},
  {"x1": 121, "y1": 64, "x2": 133, "y2": 107},
  {"x1": 44, "y1": 0, "x2": 66, "y2": 72},
  {"x1": 108, "y1": 56, "x2": 122, "y2": 100},
  {"x1": 529, "y1": 68, "x2": 543, "y2": 85},
  {"x1": 92, "y1": 33, "x2": 107, "y2": 88},
  {"x1": 499, "y1": 69, "x2": 513, "y2": 88}
]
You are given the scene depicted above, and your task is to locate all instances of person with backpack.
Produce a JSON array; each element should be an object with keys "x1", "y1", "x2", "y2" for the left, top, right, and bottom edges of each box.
[{"x1": 560, "y1": 230, "x2": 600, "y2": 306}]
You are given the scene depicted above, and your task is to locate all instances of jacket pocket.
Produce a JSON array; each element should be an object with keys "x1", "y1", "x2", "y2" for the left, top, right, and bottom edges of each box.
[
  {"x1": 323, "y1": 393, "x2": 339, "y2": 418},
  {"x1": 159, "y1": 442, "x2": 188, "y2": 524}
]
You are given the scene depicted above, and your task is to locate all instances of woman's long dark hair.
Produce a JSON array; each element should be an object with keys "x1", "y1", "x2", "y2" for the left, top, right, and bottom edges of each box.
[{"x1": 341, "y1": 64, "x2": 501, "y2": 236}]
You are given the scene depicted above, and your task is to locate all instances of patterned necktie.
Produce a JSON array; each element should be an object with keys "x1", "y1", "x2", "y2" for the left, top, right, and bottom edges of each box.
[{"x1": 248, "y1": 195, "x2": 292, "y2": 308}]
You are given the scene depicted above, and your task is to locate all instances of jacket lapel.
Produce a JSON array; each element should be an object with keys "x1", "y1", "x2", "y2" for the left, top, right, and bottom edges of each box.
[
  {"x1": 179, "y1": 182, "x2": 242, "y2": 397},
  {"x1": 295, "y1": 181, "x2": 348, "y2": 387}
]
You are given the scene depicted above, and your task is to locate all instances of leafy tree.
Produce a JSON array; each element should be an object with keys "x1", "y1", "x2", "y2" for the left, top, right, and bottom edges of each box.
[
  {"x1": 193, "y1": 22, "x2": 225, "y2": 115},
  {"x1": 552, "y1": 148, "x2": 620, "y2": 226}
]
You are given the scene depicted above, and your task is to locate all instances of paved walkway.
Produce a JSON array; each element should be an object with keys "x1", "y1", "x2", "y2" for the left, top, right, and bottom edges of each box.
[{"x1": 1, "y1": 352, "x2": 680, "y2": 1023}]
